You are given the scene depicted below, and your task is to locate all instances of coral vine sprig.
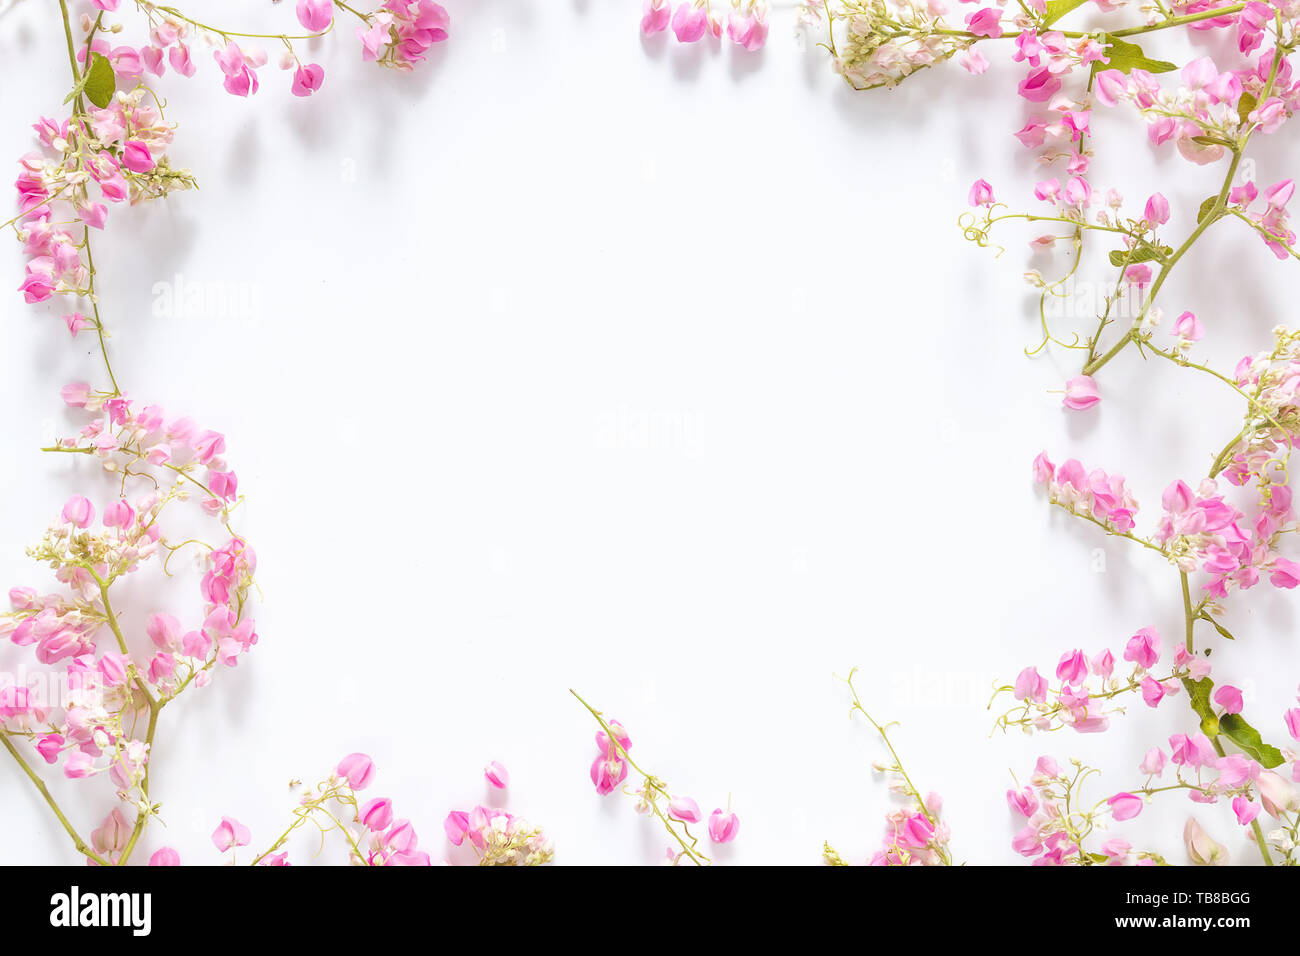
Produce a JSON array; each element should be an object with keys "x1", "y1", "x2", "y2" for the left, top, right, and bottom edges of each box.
[
  {"x1": 4, "y1": 0, "x2": 452, "y2": 867},
  {"x1": 641, "y1": 0, "x2": 771, "y2": 51},
  {"x1": 824, "y1": 669, "x2": 954, "y2": 866},
  {"x1": 571, "y1": 688, "x2": 736, "y2": 865},
  {"x1": 815, "y1": 0, "x2": 1300, "y2": 865}
]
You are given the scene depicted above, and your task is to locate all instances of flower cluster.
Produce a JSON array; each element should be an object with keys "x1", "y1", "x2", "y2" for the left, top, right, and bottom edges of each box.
[
  {"x1": 575, "y1": 690, "x2": 737, "y2": 864},
  {"x1": 641, "y1": 0, "x2": 770, "y2": 52},
  {"x1": 1032, "y1": 453, "x2": 1138, "y2": 534},
  {"x1": 0, "y1": 0, "x2": 458, "y2": 869},
  {"x1": 1007, "y1": 756, "x2": 1166, "y2": 866},
  {"x1": 357, "y1": 0, "x2": 451, "y2": 71},
  {"x1": 17, "y1": 96, "x2": 188, "y2": 309},
  {"x1": 824, "y1": 670, "x2": 952, "y2": 866},
  {"x1": 818, "y1": 0, "x2": 1300, "y2": 866},
  {"x1": 197, "y1": 754, "x2": 556, "y2": 866},
  {"x1": 444, "y1": 805, "x2": 555, "y2": 866}
]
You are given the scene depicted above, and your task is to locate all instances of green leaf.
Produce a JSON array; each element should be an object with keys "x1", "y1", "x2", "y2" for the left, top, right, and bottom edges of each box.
[
  {"x1": 84, "y1": 52, "x2": 115, "y2": 109},
  {"x1": 1237, "y1": 91, "x2": 1257, "y2": 127},
  {"x1": 1198, "y1": 612, "x2": 1235, "y2": 640},
  {"x1": 1197, "y1": 195, "x2": 1220, "y2": 224},
  {"x1": 1183, "y1": 677, "x2": 1285, "y2": 767},
  {"x1": 1095, "y1": 37, "x2": 1177, "y2": 76},
  {"x1": 1108, "y1": 243, "x2": 1172, "y2": 268},
  {"x1": 1219, "y1": 714, "x2": 1286, "y2": 768},
  {"x1": 1184, "y1": 677, "x2": 1219, "y2": 736},
  {"x1": 1042, "y1": 0, "x2": 1088, "y2": 26}
]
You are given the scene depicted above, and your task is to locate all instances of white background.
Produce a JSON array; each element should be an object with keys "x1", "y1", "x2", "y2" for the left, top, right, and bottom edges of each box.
[{"x1": 1, "y1": 0, "x2": 1297, "y2": 865}]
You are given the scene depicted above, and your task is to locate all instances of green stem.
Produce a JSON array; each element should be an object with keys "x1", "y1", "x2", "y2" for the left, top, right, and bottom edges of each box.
[
  {"x1": 1181, "y1": 574, "x2": 1274, "y2": 866},
  {"x1": 116, "y1": 704, "x2": 160, "y2": 866},
  {"x1": 0, "y1": 732, "x2": 110, "y2": 865},
  {"x1": 570, "y1": 689, "x2": 710, "y2": 865}
]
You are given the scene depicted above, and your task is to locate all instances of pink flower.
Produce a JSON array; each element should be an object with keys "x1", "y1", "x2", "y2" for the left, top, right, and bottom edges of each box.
[
  {"x1": 1284, "y1": 707, "x2": 1300, "y2": 740},
  {"x1": 1064, "y1": 176, "x2": 1092, "y2": 207},
  {"x1": 211, "y1": 816, "x2": 251, "y2": 852},
  {"x1": 671, "y1": 2, "x2": 708, "y2": 42},
  {"x1": 357, "y1": 21, "x2": 390, "y2": 61},
  {"x1": 1015, "y1": 121, "x2": 1047, "y2": 148},
  {"x1": 1019, "y1": 66, "x2": 1062, "y2": 102},
  {"x1": 142, "y1": 45, "x2": 165, "y2": 76},
  {"x1": 297, "y1": 0, "x2": 334, "y2": 31},
  {"x1": 1269, "y1": 557, "x2": 1300, "y2": 588},
  {"x1": 103, "y1": 500, "x2": 135, "y2": 528},
  {"x1": 360, "y1": 798, "x2": 394, "y2": 831},
  {"x1": 336, "y1": 752, "x2": 376, "y2": 790},
  {"x1": 120, "y1": 140, "x2": 155, "y2": 173},
  {"x1": 641, "y1": 0, "x2": 672, "y2": 34},
  {"x1": 1062, "y1": 375, "x2": 1100, "y2": 410},
  {"x1": 98, "y1": 652, "x2": 129, "y2": 687},
  {"x1": 958, "y1": 48, "x2": 989, "y2": 75},
  {"x1": 1006, "y1": 786, "x2": 1038, "y2": 817},
  {"x1": 80, "y1": 202, "x2": 108, "y2": 229},
  {"x1": 443, "y1": 810, "x2": 470, "y2": 845},
  {"x1": 1035, "y1": 756, "x2": 1061, "y2": 779},
  {"x1": 1091, "y1": 649, "x2": 1115, "y2": 680},
  {"x1": 35, "y1": 734, "x2": 64, "y2": 765},
  {"x1": 291, "y1": 63, "x2": 324, "y2": 97},
  {"x1": 707, "y1": 808, "x2": 740, "y2": 843},
  {"x1": 1102, "y1": 838, "x2": 1131, "y2": 864},
  {"x1": 1144, "y1": 193, "x2": 1170, "y2": 225},
  {"x1": 1257, "y1": 770, "x2": 1299, "y2": 817},
  {"x1": 595, "y1": 719, "x2": 632, "y2": 755},
  {"x1": 590, "y1": 753, "x2": 628, "y2": 795},
  {"x1": 1012, "y1": 825, "x2": 1042, "y2": 856},
  {"x1": 19, "y1": 265, "x2": 55, "y2": 303},
  {"x1": 1055, "y1": 649, "x2": 1087, "y2": 684},
  {"x1": 1012, "y1": 29, "x2": 1042, "y2": 65},
  {"x1": 1123, "y1": 627, "x2": 1161, "y2": 669},
  {"x1": 1215, "y1": 754, "x2": 1257, "y2": 789},
  {"x1": 484, "y1": 760, "x2": 509, "y2": 789},
  {"x1": 215, "y1": 42, "x2": 260, "y2": 96},
  {"x1": 1232, "y1": 796, "x2": 1260, "y2": 826},
  {"x1": 1107, "y1": 792, "x2": 1143, "y2": 821},
  {"x1": 1139, "y1": 747, "x2": 1166, "y2": 776},
  {"x1": 897, "y1": 811, "x2": 935, "y2": 849},
  {"x1": 726, "y1": 8, "x2": 769, "y2": 51},
  {"x1": 1013, "y1": 666, "x2": 1048, "y2": 703},
  {"x1": 968, "y1": 178, "x2": 995, "y2": 207},
  {"x1": 1172, "y1": 311, "x2": 1203, "y2": 342},
  {"x1": 668, "y1": 795, "x2": 702, "y2": 823},
  {"x1": 1031, "y1": 452, "x2": 1055, "y2": 484},
  {"x1": 147, "y1": 613, "x2": 182, "y2": 651},
  {"x1": 149, "y1": 847, "x2": 180, "y2": 866},
  {"x1": 1184, "y1": 817, "x2": 1228, "y2": 865},
  {"x1": 1214, "y1": 684, "x2": 1244, "y2": 715},
  {"x1": 90, "y1": 809, "x2": 131, "y2": 860},
  {"x1": 61, "y1": 496, "x2": 95, "y2": 528},
  {"x1": 169, "y1": 44, "x2": 196, "y2": 77},
  {"x1": 964, "y1": 7, "x2": 1003, "y2": 38},
  {"x1": 1250, "y1": 97, "x2": 1287, "y2": 134},
  {"x1": 1140, "y1": 676, "x2": 1168, "y2": 708},
  {"x1": 1170, "y1": 732, "x2": 1216, "y2": 768},
  {"x1": 64, "y1": 751, "x2": 95, "y2": 778}
]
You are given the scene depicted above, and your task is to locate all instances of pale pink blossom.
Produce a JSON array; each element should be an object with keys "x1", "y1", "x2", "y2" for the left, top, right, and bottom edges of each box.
[
  {"x1": 211, "y1": 816, "x2": 251, "y2": 852},
  {"x1": 1062, "y1": 375, "x2": 1100, "y2": 410},
  {"x1": 708, "y1": 808, "x2": 740, "y2": 843},
  {"x1": 484, "y1": 760, "x2": 509, "y2": 789}
]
